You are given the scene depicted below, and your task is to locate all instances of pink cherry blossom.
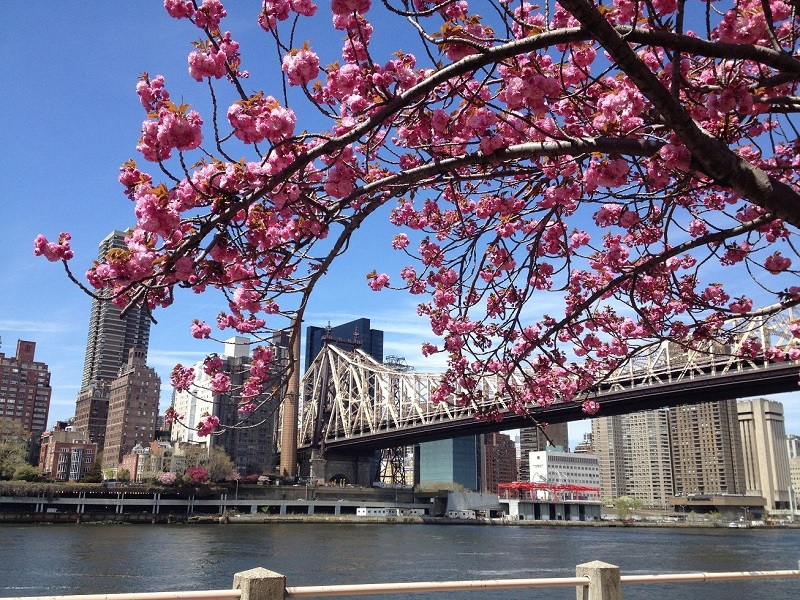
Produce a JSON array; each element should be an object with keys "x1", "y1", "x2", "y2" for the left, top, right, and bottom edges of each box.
[
  {"x1": 210, "y1": 372, "x2": 231, "y2": 393},
  {"x1": 764, "y1": 252, "x2": 792, "y2": 274},
  {"x1": 227, "y1": 93, "x2": 296, "y2": 144},
  {"x1": 33, "y1": 232, "x2": 74, "y2": 262},
  {"x1": 330, "y1": 0, "x2": 370, "y2": 17},
  {"x1": 282, "y1": 45, "x2": 320, "y2": 86},
  {"x1": 164, "y1": 0, "x2": 194, "y2": 19},
  {"x1": 193, "y1": 0, "x2": 227, "y2": 31},
  {"x1": 188, "y1": 46, "x2": 228, "y2": 81},
  {"x1": 191, "y1": 320, "x2": 212, "y2": 339},
  {"x1": 368, "y1": 271, "x2": 390, "y2": 291},
  {"x1": 197, "y1": 414, "x2": 220, "y2": 437},
  {"x1": 170, "y1": 364, "x2": 195, "y2": 392},
  {"x1": 136, "y1": 74, "x2": 170, "y2": 110},
  {"x1": 581, "y1": 400, "x2": 600, "y2": 415}
]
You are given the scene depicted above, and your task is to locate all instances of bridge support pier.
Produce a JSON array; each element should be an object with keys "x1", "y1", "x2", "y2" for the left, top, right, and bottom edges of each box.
[
  {"x1": 303, "y1": 449, "x2": 378, "y2": 486},
  {"x1": 310, "y1": 449, "x2": 327, "y2": 483}
]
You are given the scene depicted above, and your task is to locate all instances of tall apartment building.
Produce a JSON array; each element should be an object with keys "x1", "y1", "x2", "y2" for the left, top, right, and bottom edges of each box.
[
  {"x1": 75, "y1": 231, "x2": 152, "y2": 451},
  {"x1": 80, "y1": 231, "x2": 152, "y2": 387},
  {"x1": 0, "y1": 340, "x2": 52, "y2": 435},
  {"x1": 483, "y1": 432, "x2": 518, "y2": 493},
  {"x1": 592, "y1": 410, "x2": 673, "y2": 508},
  {"x1": 737, "y1": 398, "x2": 792, "y2": 511},
  {"x1": 592, "y1": 400, "x2": 743, "y2": 507},
  {"x1": 591, "y1": 415, "x2": 626, "y2": 501},
  {"x1": 789, "y1": 457, "x2": 800, "y2": 513},
  {"x1": 623, "y1": 409, "x2": 673, "y2": 508},
  {"x1": 518, "y1": 423, "x2": 569, "y2": 482},
  {"x1": 670, "y1": 399, "x2": 745, "y2": 496},
  {"x1": 573, "y1": 431, "x2": 594, "y2": 454},
  {"x1": 102, "y1": 348, "x2": 161, "y2": 468},
  {"x1": 789, "y1": 434, "x2": 800, "y2": 512},
  {"x1": 171, "y1": 336, "x2": 283, "y2": 475}
]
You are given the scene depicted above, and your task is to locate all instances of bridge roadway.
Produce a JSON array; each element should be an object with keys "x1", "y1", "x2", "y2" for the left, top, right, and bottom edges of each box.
[{"x1": 308, "y1": 360, "x2": 800, "y2": 453}]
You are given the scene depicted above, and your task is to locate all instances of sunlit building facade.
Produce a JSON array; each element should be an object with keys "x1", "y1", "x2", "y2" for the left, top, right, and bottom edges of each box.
[
  {"x1": 738, "y1": 398, "x2": 792, "y2": 511},
  {"x1": 0, "y1": 340, "x2": 51, "y2": 435}
]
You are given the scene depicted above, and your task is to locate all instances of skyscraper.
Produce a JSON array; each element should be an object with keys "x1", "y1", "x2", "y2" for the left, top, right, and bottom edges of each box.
[
  {"x1": 80, "y1": 230, "x2": 151, "y2": 387},
  {"x1": 738, "y1": 398, "x2": 792, "y2": 511},
  {"x1": 305, "y1": 318, "x2": 384, "y2": 368},
  {"x1": 418, "y1": 435, "x2": 483, "y2": 491},
  {"x1": 75, "y1": 230, "x2": 152, "y2": 450},
  {"x1": 0, "y1": 340, "x2": 51, "y2": 435}
]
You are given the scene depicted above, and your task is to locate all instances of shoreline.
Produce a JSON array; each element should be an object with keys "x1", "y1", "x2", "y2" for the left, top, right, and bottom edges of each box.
[{"x1": 2, "y1": 511, "x2": 798, "y2": 528}]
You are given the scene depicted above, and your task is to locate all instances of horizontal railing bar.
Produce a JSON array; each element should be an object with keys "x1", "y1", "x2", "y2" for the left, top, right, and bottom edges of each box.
[
  {"x1": 5, "y1": 568, "x2": 799, "y2": 600},
  {"x1": 285, "y1": 577, "x2": 590, "y2": 597},
  {"x1": 4, "y1": 591, "x2": 242, "y2": 600},
  {"x1": 621, "y1": 570, "x2": 800, "y2": 585}
]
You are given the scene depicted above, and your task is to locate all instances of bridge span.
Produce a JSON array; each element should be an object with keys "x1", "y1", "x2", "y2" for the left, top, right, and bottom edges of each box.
[{"x1": 292, "y1": 309, "x2": 800, "y2": 455}]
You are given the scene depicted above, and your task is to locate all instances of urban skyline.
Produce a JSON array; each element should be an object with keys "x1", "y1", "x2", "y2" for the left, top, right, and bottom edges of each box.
[{"x1": 3, "y1": 326, "x2": 799, "y2": 516}]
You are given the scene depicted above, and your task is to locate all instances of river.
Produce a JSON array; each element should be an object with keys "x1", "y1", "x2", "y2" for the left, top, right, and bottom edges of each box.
[{"x1": 0, "y1": 523, "x2": 798, "y2": 599}]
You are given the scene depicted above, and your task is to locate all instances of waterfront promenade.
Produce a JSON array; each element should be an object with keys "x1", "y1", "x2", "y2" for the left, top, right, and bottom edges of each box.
[
  {"x1": 0, "y1": 483, "x2": 428, "y2": 523},
  {"x1": 1, "y1": 482, "x2": 797, "y2": 526}
]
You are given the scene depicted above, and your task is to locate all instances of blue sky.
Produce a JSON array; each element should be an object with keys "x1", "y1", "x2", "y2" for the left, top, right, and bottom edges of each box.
[
  {"x1": 1, "y1": 3, "x2": 798, "y2": 446},
  {"x1": 0, "y1": 3, "x2": 445, "y2": 429}
]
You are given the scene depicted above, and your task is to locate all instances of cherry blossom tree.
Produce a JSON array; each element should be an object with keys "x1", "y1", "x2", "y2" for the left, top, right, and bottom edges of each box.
[{"x1": 36, "y1": 0, "x2": 800, "y2": 433}]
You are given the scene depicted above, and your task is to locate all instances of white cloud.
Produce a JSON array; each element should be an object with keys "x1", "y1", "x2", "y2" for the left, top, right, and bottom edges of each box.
[{"x1": 0, "y1": 319, "x2": 71, "y2": 334}]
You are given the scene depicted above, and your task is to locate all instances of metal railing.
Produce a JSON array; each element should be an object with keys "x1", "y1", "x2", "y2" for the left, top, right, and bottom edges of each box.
[
  {"x1": 4, "y1": 562, "x2": 799, "y2": 600},
  {"x1": 5, "y1": 593, "x2": 241, "y2": 600},
  {"x1": 286, "y1": 576, "x2": 589, "y2": 597}
]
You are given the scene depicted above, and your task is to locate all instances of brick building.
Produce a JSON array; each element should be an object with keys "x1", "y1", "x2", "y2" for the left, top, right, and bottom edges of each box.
[
  {"x1": 73, "y1": 380, "x2": 110, "y2": 450},
  {"x1": 102, "y1": 348, "x2": 161, "y2": 469},
  {"x1": 39, "y1": 428, "x2": 97, "y2": 481},
  {"x1": 0, "y1": 340, "x2": 52, "y2": 436},
  {"x1": 483, "y1": 432, "x2": 518, "y2": 493}
]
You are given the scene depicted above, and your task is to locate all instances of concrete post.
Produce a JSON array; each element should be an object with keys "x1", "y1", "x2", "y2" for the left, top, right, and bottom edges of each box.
[
  {"x1": 233, "y1": 567, "x2": 286, "y2": 600},
  {"x1": 575, "y1": 561, "x2": 622, "y2": 600}
]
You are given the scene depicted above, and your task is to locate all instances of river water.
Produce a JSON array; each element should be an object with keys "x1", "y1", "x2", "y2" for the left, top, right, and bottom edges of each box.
[{"x1": 0, "y1": 523, "x2": 798, "y2": 599}]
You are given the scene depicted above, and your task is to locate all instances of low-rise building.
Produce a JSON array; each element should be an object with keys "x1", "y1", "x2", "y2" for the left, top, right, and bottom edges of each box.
[{"x1": 39, "y1": 428, "x2": 97, "y2": 482}]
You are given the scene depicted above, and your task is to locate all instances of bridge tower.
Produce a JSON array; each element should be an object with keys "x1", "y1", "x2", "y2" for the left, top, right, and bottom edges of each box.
[
  {"x1": 300, "y1": 319, "x2": 384, "y2": 485},
  {"x1": 279, "y1": 318, "x2": 301, "y2": 477}
]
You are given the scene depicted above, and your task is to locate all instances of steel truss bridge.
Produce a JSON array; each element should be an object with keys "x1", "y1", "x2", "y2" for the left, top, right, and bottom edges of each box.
[{"x1": 296, "y1": 308, "x2": 800, "y2": 454}]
